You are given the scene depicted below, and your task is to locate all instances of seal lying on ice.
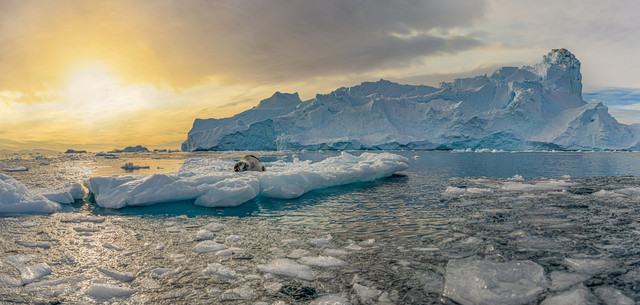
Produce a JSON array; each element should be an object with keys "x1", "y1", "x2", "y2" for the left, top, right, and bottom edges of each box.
[{"x1": 234, "y1": 155, "x2": 266, "y2": 172}]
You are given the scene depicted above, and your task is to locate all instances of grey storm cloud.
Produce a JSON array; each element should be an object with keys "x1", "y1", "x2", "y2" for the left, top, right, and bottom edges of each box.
[
  {"x1": 129, "y1": 0, "x2": 487, "y2": 85},
  {"x1": 0, "y1": 0, "x2": 487, "y2": 90}
]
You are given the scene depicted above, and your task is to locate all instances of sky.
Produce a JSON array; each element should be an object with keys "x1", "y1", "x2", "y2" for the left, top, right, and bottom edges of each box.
[{"x1": 1, "y1": 0, "x2": 639, "y2": 151}]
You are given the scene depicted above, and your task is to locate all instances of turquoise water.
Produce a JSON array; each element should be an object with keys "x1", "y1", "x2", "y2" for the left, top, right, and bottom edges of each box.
[{"x1": 71, "y1": 151, "x2": 640, "y2": 239}]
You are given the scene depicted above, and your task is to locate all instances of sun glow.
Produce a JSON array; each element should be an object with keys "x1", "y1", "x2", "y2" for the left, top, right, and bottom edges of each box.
[{"x1": 65, "y1": 65, "x2": 154, "y2": 120}]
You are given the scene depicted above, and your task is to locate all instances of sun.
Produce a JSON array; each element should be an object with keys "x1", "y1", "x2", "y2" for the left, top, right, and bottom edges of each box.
[{"x1": 64, "y1": 65, "x2": 152, "y2": 119}]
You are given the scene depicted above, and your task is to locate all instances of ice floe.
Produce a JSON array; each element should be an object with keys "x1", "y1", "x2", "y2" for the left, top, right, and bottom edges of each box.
[
  {"x1": 19, "y1": 263, "x2": 52, "y2": 285},
  {"x1": 0, "y1": 174, "x2": 60, "y2": 213},
  {"x1": 97, "y1": 267, "x2": 136, "y2": 282},
  {"x1": 258, "y1": 258, "x2": 315, "y2": 281},
  {"x1": 84, "y1": 152, "x2": 409, "y2": 208},
  {"x1": 202, "y1": 263, "x2": 238, "y2": 280},
  {"x1": 443, "y1": 259, "x2": 548, "y2": 305},
  {"x1": 300, "y1": 256, "x2": 347, "y2": 268},
  {"x1": 85, "y1": 284, "x2": 135, "y2": 300},
  {"x1": 194, "y1": 240, "x2": 227, "y2": 253}
]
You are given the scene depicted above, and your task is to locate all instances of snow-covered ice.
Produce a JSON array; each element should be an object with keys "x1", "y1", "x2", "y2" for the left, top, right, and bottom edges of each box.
[
  {"x1": 0, "y1": 174, "x2": 60, "y2": 213},
  {"x1": 84, "y1": 152, "x2": 409, "y2": 208}
]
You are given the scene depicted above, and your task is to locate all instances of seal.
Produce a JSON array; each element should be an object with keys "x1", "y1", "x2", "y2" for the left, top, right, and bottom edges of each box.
[{"x1": 234, "y1": 155, "x2": 266, "y2": 172}]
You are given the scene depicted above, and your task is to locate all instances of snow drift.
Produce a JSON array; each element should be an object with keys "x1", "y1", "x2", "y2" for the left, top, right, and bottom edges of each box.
[
  {"x1": 182, "y1": 49, "x2": 640, "y2": 151},
  {"x1": 84, "y1": 152, "x2": 409, "y2": 209}
]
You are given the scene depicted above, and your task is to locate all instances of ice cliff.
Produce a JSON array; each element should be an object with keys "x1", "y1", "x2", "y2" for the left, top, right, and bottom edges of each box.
[{"x1": 182, "y1": 49, "x2": 639, "y2": 151}]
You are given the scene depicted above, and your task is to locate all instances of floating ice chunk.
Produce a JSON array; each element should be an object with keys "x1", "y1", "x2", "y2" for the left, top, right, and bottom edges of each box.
[
  {"x1": 443, "y1": 259, "x2": 548, "y2": 305},
  {"x1": 97, "y1": 267, "x2": 135, "y2": 282},
  {"x1": 541, "y1": 287, "x2": 597, "y2": 305},
  {"x1": 85, "y1": 284, "x2": 135, "y2": 300},
  {"x1": 564, "y1": 258, "x2": 611, "y2": 275},
  {"x1": 203, "y1": 263, "x2": 238, "y2": 280},
  {"x1": 594, "y1": 287, "x2": 634, "y2": 305},
  {"x1": 501, "y1": 180, "x2": 576, "y2": 192},
  {"x1": 35, "y1": 182, "x2": 85, "y2": 204},
  {"x1": 287, "y1": 249, "x2": 311, "y2": 259},
  {"x1": 0, "y1": 274, "x2": 22, "y2": 287},
  {"x1": 19, "y1": 263, "x2": 52, "y2": 285},
  {"x1": 5, "y1": 254, "x2": 35, "y2": 265},
  {"x1": 345, "y1": 244, "x2": 363, "y2": 251},
  {"x1": 140, "y1": 278, "x2": 160, "y2": 290},
  {"x1": 166, "y1": 226, "x2": 182, "y2": 233},
  {"x1": 151, "y1": 267, "x2": 181, "y2": 279},
  {"x1": 73, "y1": 226, "x2": 100, "y2": 232},
  {"x1": 300, "y1": 256, "x2": 347, "y2": 268},
  {"x1": 324, "y1": 249, "x2": 349, "y2": 256},
  {"x1": 0, "y1": 174, "x2": 60, "y2": 213},
  {"x1": 443, "y1": 186, "x2": 492, "y2": 197},
  {"x1": 352, "y1": 283, "x2": 381, "y2": 303},
  {"x1": 195, "y1": 177, "x2": 260, "y2": 207},
  {"x1": 309, "y1": 235, "x2": 333, "y2": 248},
  {"x1": 215, "y1": 249, "x2": 233, "y2": 257},
  {"x1": 415, "y1": 269, "x2": 444, "y2": 294},
  {"x1": 203, "y1": 222, "x2": 224, "y2": 232},
  {"x1": 258, "y1": 259, "x2": 315, "y2": 281},
  {"x1": 309, "y1": 294, "x2": 351, "y2": 305},
  {"x1": 549, "y1": 271, "x2": 591, "y2": 291},
  {"x1": 195, "y1": 230, "x2": 215, "y2": 241},
  {"x1": 195, "y1": 240, "x2": 227, "y2": 253},
  {"x1": 225, "y1": 235, "x2": 244, "y2": 243},
  {"x1": 226, "y1": 285, "x2": 255, "y2": 299},
  {"x1": 264, "y1": 281, "x2": 282, "y2": 293},
  {"x1": 84, "y1": 152, "x2": 408, "y2": 209}
]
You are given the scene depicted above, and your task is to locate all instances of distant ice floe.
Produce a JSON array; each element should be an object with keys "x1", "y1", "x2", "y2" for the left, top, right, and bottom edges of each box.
[{"x1": 84, "y1": 152, "x2": 409, "y2": 209}]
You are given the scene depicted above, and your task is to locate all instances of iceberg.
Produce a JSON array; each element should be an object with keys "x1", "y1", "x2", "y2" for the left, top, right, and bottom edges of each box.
[
  {"x1": 183, "y1": 49, "x2": 640, "y2": 151},
  {"x1": 84, "y1": 152, "x2": 409, "y2": 209}
]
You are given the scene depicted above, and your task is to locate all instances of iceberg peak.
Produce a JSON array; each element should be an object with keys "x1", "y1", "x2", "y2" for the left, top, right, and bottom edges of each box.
[{"x1": 528, "y1": 48, "x2": 582, "y2": 97}]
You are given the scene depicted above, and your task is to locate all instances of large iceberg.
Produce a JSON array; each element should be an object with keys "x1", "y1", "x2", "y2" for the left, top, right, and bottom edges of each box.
[
  {"x1": 182, "y1": 49, "x2": 640, "y2": 151},
  {"x1": 84, "y1": 152, "x2": 409, "y2": 209}
]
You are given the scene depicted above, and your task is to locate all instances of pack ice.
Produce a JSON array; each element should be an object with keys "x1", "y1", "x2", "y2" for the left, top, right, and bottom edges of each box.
[{"x1": 85, "y1": 152, "x2": 409, "y2": 209}]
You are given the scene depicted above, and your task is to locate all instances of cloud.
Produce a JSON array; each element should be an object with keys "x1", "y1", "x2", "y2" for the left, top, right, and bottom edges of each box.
[{"x1": 0, "y1": 0, "x2": 486, "y2": 93}]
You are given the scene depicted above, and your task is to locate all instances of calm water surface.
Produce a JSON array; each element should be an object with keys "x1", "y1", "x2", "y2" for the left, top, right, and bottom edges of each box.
[{"x1": 77, "y1": 151, "x2": 640, "y2": 239}]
